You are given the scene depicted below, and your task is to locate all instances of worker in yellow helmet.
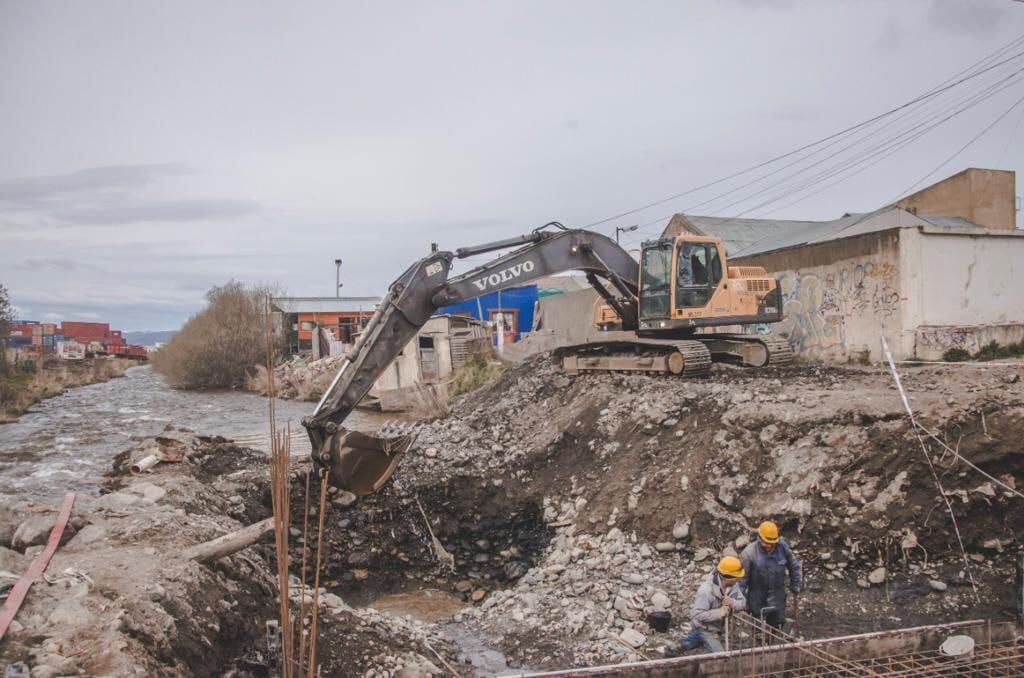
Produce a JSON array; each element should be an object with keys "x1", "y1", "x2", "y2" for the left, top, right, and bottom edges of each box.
[
  {"x1": 677, "y1": 555, "x2": 747, "y2": 654},
  {"x1": 740, "y1": 520, "x2": 802, "y2": 630}
]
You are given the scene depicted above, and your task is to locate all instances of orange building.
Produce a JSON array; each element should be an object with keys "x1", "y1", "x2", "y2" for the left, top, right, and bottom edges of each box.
[{"x1": 272, "y1": 297, "x2": 381, "y2": 355}]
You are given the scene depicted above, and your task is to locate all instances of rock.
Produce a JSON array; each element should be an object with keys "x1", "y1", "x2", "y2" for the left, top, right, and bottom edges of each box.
[
  {"x1": 868, "y1": 567, "x2": 886, "y2": 585},
  {"x1": 650, "y1": 592, "x2": 671, "y2": 610},
  {"x1": 929, "y1": 579, "x2": 948, "y2": 592},
  {"x1": 620, "y1": 628, "x2": 647, "y2": 648},
  {"x1": 857, "y1": 578, "x2": 870, "y2": 589},
  {"x1": 471, "y1": 589, "x2": 487, "y2": 602},
  {"x1": 424, "y1": 447, "x2": 438, "y2": 458},
  {"x1": 67, "y1": 524, "x2": 106, "y2": 547},
  {"x1": 672, "y1": 520, "x2": 690, "y2": 540},
  {"x1": 0, "y1": 545, "x2": 28, "y2": 574},
  {"x1": 693, "y1": 548, "x2": 712, "y2": 562},
  {"x1": 333, "y1": 491, "x2": 358, "y2": 508},
  {"x1": 11, "y1": 514, "x2": 59, "y2": 552},
  {"x1": 621, "y1": 573, "x2": 644, "y2": 585},
  {"x1": 654, "y1": 542, "x2": 676, "y2": 553},
  {"x1": 455, "y1": 580, "x2": 473, "y2": 593}
]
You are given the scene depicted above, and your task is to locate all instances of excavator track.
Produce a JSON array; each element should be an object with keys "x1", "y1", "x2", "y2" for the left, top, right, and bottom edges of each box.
[
  {"x1": 558, "y1": 339, "x2": 712, "y2": 378},
  {"x1": 696, "y1": 333, "x2": 794, "y2": 368}
]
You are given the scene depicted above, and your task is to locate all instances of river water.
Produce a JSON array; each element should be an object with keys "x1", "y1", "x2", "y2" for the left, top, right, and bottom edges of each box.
[{"x1": 0, "y1": 365, "x2": 391, "y2": 502}]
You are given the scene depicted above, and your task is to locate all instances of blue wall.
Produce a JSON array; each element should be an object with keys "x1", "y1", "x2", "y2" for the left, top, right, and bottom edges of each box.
[{"x1": 436, "y1": 285, "x2": 537, "y2": 338}]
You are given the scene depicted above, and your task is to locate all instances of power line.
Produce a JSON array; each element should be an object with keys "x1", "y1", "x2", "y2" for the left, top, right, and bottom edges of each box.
[
  {"x1": 583, "y1": 33, "x2": 1024, "y2": 231},
  {"x1": 891, "y1": 91, "x2": 1024, "y2": 202},
  {"x1": 618, "y1": 62, "x2": 1024, "y2": 242}
]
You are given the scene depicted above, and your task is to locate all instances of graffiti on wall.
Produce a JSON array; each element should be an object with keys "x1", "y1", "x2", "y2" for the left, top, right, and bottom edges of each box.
[
  {"x1": 916, "y1": 326, "x2": 975, "y2": 353},
  {"x1": 762, "y1": 261, "x2": 900, "y2": 354}
]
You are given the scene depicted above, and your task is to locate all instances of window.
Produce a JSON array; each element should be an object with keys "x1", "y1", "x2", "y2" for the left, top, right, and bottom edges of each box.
[
  {"x1": 300, "y1": 321, "x2": 314, "y2": 331},
  {"x1": 640, "y1": 242, "x2": 673, "y2": 318},
  {"x1": 676, "y1": 243, "x2": 722, "y2": 309}
]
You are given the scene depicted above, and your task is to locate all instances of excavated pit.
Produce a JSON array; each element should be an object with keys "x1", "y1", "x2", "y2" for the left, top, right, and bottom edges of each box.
[{"x1": 3, "y1": 354, "x2": 1022, "y2": 676}]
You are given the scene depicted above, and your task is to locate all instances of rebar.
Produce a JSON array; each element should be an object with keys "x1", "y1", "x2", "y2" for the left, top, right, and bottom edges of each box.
[
  {"x1": 267, "y1": 295, "x2": 294, "y2": 678},
  {"x1": 306, "y1": 474, "x2": 328, "y2": 678}
]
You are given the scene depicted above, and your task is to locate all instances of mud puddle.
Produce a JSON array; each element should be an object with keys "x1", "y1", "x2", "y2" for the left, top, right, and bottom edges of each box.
[{"x1": 367, "y1": 589, "x2": 467, "y2": 623}]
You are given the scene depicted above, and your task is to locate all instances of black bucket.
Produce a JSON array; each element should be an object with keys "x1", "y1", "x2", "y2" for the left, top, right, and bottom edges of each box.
[{"x1": 646, "y1": 609, "x2": 672, "y2": 633}]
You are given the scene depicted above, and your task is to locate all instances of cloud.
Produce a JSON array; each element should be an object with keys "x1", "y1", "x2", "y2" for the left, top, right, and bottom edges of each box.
[
  {"x1": 0, "y1": 163, "x2": 259, "y2": 227},
  {"x1": 0, "y1": 163, "x2": 189, "y2": 207},
  {"x1": 52, "y1": 198, "x2": 260, "y2": 225},
  {"x1": 15, "y1": 257, "x2": 102, "y2": 273},
  {"x1": 927, "y1": 0, "x2": 1010, "y2": 36}
]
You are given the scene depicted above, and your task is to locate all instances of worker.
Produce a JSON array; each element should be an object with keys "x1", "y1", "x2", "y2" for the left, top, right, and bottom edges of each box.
[
  {"x1": 740, "y1": 520, "x2": 802, "y2": 629},
  {"x1": 677, "y1": 555, "x2": 747, "y2": 654}
]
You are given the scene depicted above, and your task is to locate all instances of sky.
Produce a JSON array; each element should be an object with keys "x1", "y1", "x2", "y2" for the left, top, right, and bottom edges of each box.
[{"x1": 2, "y1": 0, "x2": 1023, "y2": 331}]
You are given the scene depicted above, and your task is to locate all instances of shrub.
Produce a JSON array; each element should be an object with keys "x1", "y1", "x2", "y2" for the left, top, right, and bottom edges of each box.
[
  {"x1": 942, "y1": 347, "x2": 971, "y2": 362},
  {"x1": 152, "y1": 281, "x2": 280, "y2": 389},
  {"x1": 448, "y1": 353, "x2": 506, "y2": 398}
]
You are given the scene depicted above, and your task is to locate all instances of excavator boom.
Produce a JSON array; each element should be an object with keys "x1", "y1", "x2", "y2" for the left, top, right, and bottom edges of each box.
[{"x1": 303, "y1": 224, "x2": 640, "y2": 493}]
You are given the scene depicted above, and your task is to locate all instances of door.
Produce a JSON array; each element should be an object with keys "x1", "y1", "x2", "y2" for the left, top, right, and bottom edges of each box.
[{"x1": 675, "y1": 241, "x2": 723, "y2": 309}]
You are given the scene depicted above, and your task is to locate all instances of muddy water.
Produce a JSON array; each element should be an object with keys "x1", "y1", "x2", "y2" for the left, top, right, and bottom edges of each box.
[
  {"x1": 0, "y1": 365, "x2": 392, "y2": 502},
  {"x1": 366, "y1": 590, "x2": 519, "y2": 676}
]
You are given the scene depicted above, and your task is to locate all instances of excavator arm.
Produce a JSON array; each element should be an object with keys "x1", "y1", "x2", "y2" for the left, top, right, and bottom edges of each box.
[{"x1": 302, "y1": 223, "x2": 639, "y2": 494}]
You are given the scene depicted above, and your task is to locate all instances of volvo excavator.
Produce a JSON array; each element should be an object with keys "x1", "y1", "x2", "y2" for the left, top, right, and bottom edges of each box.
[{"x1": 302, "y1": 222, "x2": 791, "y2": 496}]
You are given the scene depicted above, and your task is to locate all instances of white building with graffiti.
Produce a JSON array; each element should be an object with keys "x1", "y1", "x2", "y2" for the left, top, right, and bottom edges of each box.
[{"x1": 665, "y1": 168, "x2": 1024, "y2": 362}]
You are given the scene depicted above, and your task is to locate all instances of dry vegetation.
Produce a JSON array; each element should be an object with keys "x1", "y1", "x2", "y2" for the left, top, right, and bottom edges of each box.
[{"x1": 152, "y1": 281, "x2": 280, "y2": 389}]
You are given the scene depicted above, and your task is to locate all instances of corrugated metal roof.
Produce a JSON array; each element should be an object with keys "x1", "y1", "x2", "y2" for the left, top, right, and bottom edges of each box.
[
  {"x1": 681, "y1": 215, "x2": 821, "y2": 255},
  {"x1": 272, "y1": 296, "x2": 381, "y2": 313},
  {"x1": 671, "y1": 208, "x2": 948, "y2": 257}
]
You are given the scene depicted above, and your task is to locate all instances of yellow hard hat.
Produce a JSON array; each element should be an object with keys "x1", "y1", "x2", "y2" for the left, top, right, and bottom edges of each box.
[
  {"x1": 758, "y1": 521, "x2": 779, "y2": 544},
  {"x1": 717, "y1": 555, "x2": 745, "y2": 579}
]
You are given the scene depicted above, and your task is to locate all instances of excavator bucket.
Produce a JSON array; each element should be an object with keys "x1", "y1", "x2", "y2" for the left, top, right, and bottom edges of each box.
[{"x1": 321, "y1": 427, "x2": 417, "y2": 496}]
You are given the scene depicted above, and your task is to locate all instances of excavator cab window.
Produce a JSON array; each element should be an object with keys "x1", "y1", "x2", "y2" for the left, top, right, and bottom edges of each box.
[
  {"x1": 676, "y1": 242, "x2": 722, "y2": 309},
  {"x1": 639, "y1": 241, "x2": 673, "y2": 318}
]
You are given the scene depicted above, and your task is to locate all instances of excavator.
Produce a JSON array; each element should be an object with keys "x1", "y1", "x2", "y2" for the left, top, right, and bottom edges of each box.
[{"x1": 302, "y1": 222, "x2": 790, "y2": 496}]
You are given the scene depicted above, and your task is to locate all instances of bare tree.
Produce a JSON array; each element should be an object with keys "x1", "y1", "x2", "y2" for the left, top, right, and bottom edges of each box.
[
  {"x1": 151, "y1": 281, "x2": 280, "y2": 389},
  {"x1": 0, "y1": 284, "x2": 14, "y2": 376}
]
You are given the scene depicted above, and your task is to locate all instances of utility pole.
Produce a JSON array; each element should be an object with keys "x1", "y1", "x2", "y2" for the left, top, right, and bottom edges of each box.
[
  {"x1": 334, "y1": 259, "x2": 342, "y2": 298},
  {"x1": 615, "y1": 224, "x2": 638, "y2": 245}
]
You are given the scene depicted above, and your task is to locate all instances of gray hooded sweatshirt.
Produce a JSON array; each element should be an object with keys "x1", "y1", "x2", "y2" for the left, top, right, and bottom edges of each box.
[{"x1": 691, "y1": 571, "x2": 747, "y2": 632}]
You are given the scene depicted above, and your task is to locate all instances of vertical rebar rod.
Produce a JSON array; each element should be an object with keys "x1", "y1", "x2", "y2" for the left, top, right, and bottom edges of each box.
[
  {"x1": 307, "y1": 475, "x2": 328, "y2": 678},
  {"x1": 297, "y1": 469, "x2": 311, "y2": 668}
]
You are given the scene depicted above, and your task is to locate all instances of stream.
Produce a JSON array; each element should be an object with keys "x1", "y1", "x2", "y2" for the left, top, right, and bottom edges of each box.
[{"x1": 0, "y1": 365, "x2": 391, "y2": 502}]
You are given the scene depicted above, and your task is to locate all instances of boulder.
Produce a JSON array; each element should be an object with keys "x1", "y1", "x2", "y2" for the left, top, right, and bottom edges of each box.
[
  {"x1": 620, "y1": 628, "x2": 647, "y2": 648},
  {"x1": 12, "y1": 514, "x2": 60, "y2": 552},
  {"x1": 929, "y1": 579, "x2": 948, "y2": 592},
  {"x1": 868, "y1": 567, "x2": 886, "y2": 585},
  {"x1": 672, "y1": 520, "x2": 691, "y2": 540}
]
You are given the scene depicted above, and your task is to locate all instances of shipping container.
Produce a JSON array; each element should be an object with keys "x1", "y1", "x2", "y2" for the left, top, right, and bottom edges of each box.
[{"x1": 41, "y1": 323, "x2": 57, "y2": 335}]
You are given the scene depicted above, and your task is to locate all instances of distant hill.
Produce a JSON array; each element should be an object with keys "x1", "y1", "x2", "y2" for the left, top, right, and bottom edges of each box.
[{"x1": 124, "y1": 330, "x2": 176, "y2": 346}]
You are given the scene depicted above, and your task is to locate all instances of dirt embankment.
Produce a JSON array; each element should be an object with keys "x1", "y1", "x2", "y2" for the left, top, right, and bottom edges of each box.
[
  {"x1": 305, "y1": 356, "x2": 1024, "y2": 671},
  {"x1": 0, "y1": 433, "x2": 463, "y2": 677},
  {"x1": 0, "y1": 357, "x2": 133, "y2": 423},
  {"x1": 2, "y1": 357, "x2": 1021, "y2": 676}
]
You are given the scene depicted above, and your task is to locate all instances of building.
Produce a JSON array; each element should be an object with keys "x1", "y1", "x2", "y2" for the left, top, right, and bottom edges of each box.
[
  {"x1": 271, "y1": 296, "x2": 381, "y2": 356},
  {"x1": 663, "y1": 168, "x2": 1023, "y2": 362},
  {"x1": 436, "y1": 284, "x2": 538, "y2": 343},
  {"x1": 369, "y1": 314, "x2": 490, "y2": 411}
]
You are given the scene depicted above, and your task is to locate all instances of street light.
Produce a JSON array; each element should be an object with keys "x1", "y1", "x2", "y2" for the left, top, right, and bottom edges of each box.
[
  {"x1": 615, "y1": 224, "x2": 638, "y2": 245},
  {"x1": 334, "y1": 259, "x2": 343, "y2": 297}
]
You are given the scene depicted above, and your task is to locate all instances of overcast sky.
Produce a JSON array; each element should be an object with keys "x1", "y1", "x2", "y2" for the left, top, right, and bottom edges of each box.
[{"x1": 2, "y1": 0, "x2": 1023, "y2": 331}]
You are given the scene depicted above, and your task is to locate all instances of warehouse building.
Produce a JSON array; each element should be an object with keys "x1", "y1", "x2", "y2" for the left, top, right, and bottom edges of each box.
[{"x1": 663, "y1": 168, "x2": 1023, "y2": 362}]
